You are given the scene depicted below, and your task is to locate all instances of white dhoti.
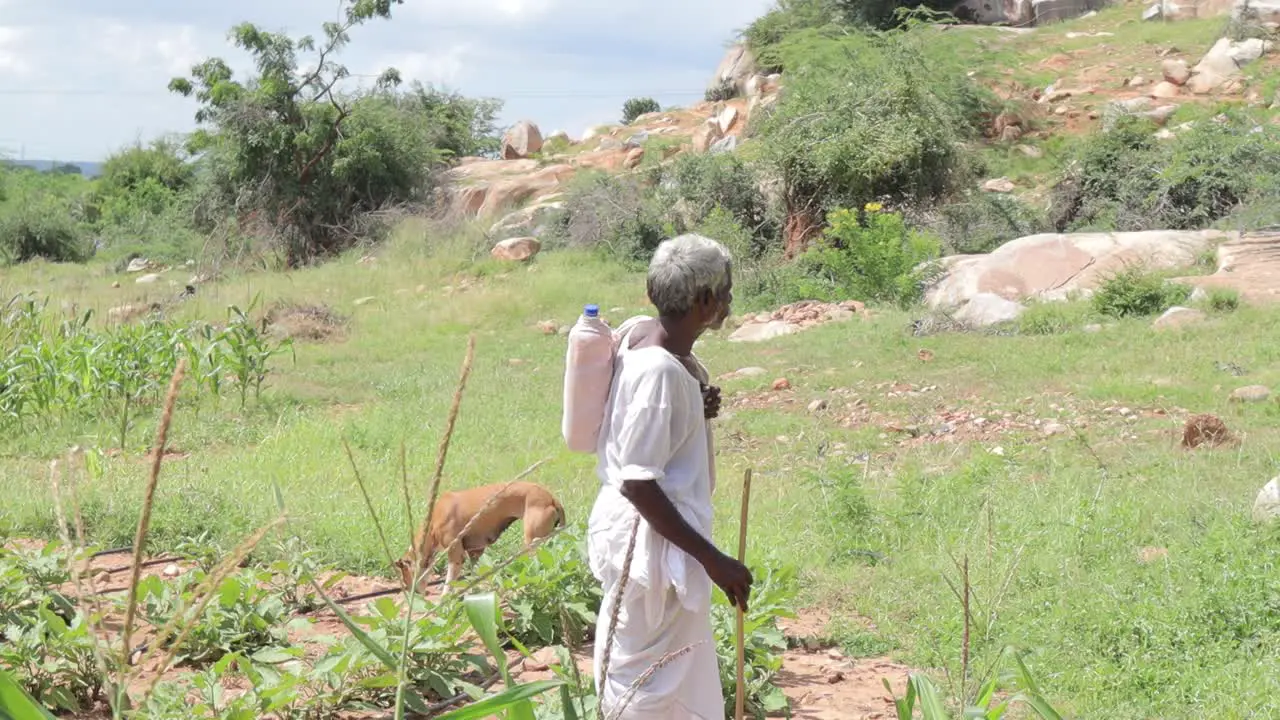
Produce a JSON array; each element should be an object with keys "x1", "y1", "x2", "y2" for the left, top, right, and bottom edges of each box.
[{"x1": 587, "y1": 333, "x2": 724, "y2": 720}]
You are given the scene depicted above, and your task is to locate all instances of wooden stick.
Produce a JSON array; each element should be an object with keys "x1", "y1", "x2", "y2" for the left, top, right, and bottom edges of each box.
[{"x1": 735, "y1": 467, "x2": 753, "y2": 720}]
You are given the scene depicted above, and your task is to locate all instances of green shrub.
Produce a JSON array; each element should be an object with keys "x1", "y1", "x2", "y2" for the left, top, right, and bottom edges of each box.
[
  {"x1": 927, "y1": 191, "x2": 1050, "y2": 255},
  {"x1": 0, "y1": 202, "x2": 91, "y2": 264},
  {"x1": 753, "y1": 28, "x2": 991, "y2": 248},
  {"x1": 551, "y1": 171, "x2": 666, "y2": 263},
  {"x1": 705, "y1": 80, "x2": 738, "y2": 103},
  {"x1": 659, "y1": 152, "x2": 777, "y2": 254},
  {"x1": 790, "y1": 206, "x2": 941, "y2": 308},
  {"x1": 1052, "y1": 113, "x2": 1280, "y2": 232},
  {"x1": 1018, "y1": 301, "x2": 1091, "y2": 335},
  {"x1": 1091, "y1": 266, "x2": 1191, "y2": 318},
  {"x1": 621, "y1": 97, "x2": 661, "y2": 125},
  {"x1": 1203, "y1": 287, "x2": 1241, "y2": 314}
]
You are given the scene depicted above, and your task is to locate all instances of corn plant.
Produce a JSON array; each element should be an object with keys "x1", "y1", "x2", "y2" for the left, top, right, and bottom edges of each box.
[
  {"x1": 222, "y1": 295, "x2": 294, "y2": 409},
  {"x1": 886, "y1": 647, "x2": 1063, "y2": 720}
]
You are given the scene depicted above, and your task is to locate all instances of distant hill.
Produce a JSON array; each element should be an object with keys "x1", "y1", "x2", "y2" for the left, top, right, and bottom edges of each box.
[{"x1": 3, "y1": 159, "x2": 104, "y2": 178}]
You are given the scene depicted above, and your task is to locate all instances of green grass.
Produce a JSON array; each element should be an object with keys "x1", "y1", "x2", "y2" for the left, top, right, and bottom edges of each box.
[{"x1": 5, "y1": 220, "x2": 1280, "y2": 718}]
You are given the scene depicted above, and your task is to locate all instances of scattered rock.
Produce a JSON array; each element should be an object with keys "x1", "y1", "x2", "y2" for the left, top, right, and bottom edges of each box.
[
  {"x1": 1083, "y1": 323, "x2": 1104, "y2": 333},
  {"x1": 693, "y1": 121, "x2": 725, "y2": 153},
  {"x1": 808, "y1": 398, "x2": 828, "y2": 413},
  {"x1": 489, "y1": 201, "x2": 565, "y2": 240},
  {"x1": 1150, "y1": 81, "x2": 1182, "y2": 99},
  {"x1": 125, "y1": 257, "x2": 152, "y2": 273},
  {"x1": 1152, "y1": 306, "x2": 1206, "y2": 330},
  {"x1": 1043, "y1": 421, "x2": 1068, "y2": 436},
  {"x1": 721, "y1": 367, "x2": 768, "y2": 380},
  {"x1": 917, "y1": 349, "x2": 935, "y2": 362},
  {"x1": 162, "y1": 563, "x2": 181, "y2": 578},
  {"x1": 952, "y1": 293, "x2": 1026, "y2": 327},
  {"x1": 1017, "y1": 144, "x2": 1043, "y2": 158},
  {"x1": 1181, "y1": 413, "x2": 1232, "y2": 449},
  {"x1": 492, "y1": 237, "x2": 542, "y2": 262},
  {"x1": 1141, "y1": 104, "x2": 1179, "y2": 125},
  {"x1": 1228, "y1": 385, "x2": 1271, "y2": 403},
  {"x1": 717, "y1": 106, "x2": 740, "y2": 134},
  {"x1": 1162, "y1": 58, "x2": 1191, "y2": 86},
  {"x1": 982, "y1": 177, "x2": 1016, "y2": 193},
  {"x1": 536, "y1": 320, "x2": 560, "y2": 335},
  {"x1": 1128, "y1": 75, "x2": 1148, "y2": 87},
  {"x1": 709, "y1": 135, "x2": 739, "y2": 154},
  {"x1": 728, "y1": 320, "x2": 797, "y2": 343},
  {"x1": 501, "y1": 120, "x2": 543, "y2": 160},
  {"x1": 1254, "y1": 477, "x2": 1280, "y2": 523},
  {"x1": 92, "y1": 571, "x2": 112, "y2": 587},
  {"x1": 353, "y1": 296, "x2": 377, "y2": 307},
  {"x1": 772, "y1": 378, "x2": 792, "y2": 391},
  {"x1": 622, "y1": 147, "x2": 646, "y2": 170},
  {"x1": 135, "y1": 273, "x2": 162, "y2": 284},
  {"x1": 111, "y1": 281, "x2": 121, "y2": 289}
]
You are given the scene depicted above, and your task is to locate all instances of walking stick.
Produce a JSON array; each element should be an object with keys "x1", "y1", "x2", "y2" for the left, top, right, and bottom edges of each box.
[{"x1": 735, "y1": 467, "x2": 753, "y2": 720}]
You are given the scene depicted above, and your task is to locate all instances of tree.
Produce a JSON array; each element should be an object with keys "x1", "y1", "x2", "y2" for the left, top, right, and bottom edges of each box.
[
  {"x1": 400, "y1": 82, "x2": 504, "y2": 159},
  {"x1": 168, "y1": 0, "x2": 445, "y2": 267},
  {"x1": 621, "y1": 97, "x2": 661, "y2": 125},
  {"x1": 753, "y1": 28, "x2": 988, "y2": 255}
]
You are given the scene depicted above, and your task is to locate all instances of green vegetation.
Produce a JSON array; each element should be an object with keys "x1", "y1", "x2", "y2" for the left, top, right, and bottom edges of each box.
[
  {"x1": 620, "y1": 97, "x2": 661, "y2": 124},
  {"x1": 5, "y1": 0, "x2": 1280, "y2": 717}
]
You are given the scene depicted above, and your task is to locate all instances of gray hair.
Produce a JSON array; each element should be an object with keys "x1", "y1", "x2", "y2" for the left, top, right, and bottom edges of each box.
[{"x1": 646, "y1": 233, "x2": 733, "y2": 317}]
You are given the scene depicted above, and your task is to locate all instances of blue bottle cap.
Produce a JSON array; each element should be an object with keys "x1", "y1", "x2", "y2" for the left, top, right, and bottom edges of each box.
[{"x1": 584, "y1": 304, "x2": 599, "y2": 317}]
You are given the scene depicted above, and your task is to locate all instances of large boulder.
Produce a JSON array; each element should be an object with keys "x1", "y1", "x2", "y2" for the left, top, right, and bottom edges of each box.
[
  {"x1": 692, "y1": 120, "x2": 725, "y2": 153},
  {"x1": 502, "y1": 121, "x2": 543, "y2": 160},
  {"x1": 489, "y1": 200, "x2": 565, "y2": 239},
  {"x1": 707, "y1": 44, "x2": 756, "y2": 97},
  {"x1": 1187, "y1": 37, "x2": 1271, "y2": 94},
  {"x1": 953, "y1": 293, "x2": 1026, "y2": 327},
  {"x1": 925, "y1": 230, "x2": 1235, "y2": 308}
]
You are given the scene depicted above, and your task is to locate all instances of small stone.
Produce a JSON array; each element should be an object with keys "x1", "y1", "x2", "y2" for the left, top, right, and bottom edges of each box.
[
  {"x1": 1118, "y1": 407, "x2": 1133, "y2": 417},
  {"x1": 989, "y1": 446, "x2": 1005, "y2": 457},
  {"x1": 722, "y1": 367, "x2": 768, "y2": 380},
  {"x1": 92, "y1": 571, "x2": 112, "y2": 587},
  {"x1": 1152, "y1": 306, "x2": 1206, "y2": 330},
  {"x1": 162, "y1": 563, "x2": 181, "y2": 578},
  {"x1": 491, "y1": 237, "x2": 542, "y2": 262},
  {"x1": 353, "y1": 296, "x2": 377, "y2": 306},
  {"x1": 1017, "y1": 144, "x2": 1043, "y2": 158},
  {"x1": 126, "y1": 257, "x2": 152, "y2": 273},
  {"x1": 772, "y1": 378, "x2": 791, "y2": 391},
  {"x1": 1162, "y1": 59, "x2": 1191, "y2": 86},
  {"x1": 1054, "y1": 105, "x2": 1069, "y2": 116},
  {"x1": 111, "y1": 281, "x2": 121, "y2": 289},
  {"x1": 1043, "y1": 422, "x2": 1068, "y2": 436},
  {"x1": 1083, "y1": 323, "x2": 1103, "y2": 333},
  {"x1": 1254, "y1": 477, "x2": 1280, "y2": 524},
  {"x1": 825, "y1": 669, "x2": 845, "y2": 684},
  {"x1": 918, "y1": 349, "x2": 934, "y2": 362},
  {"x1": 1128, "y1": 76, "x2": 1148, "y2": 87},
  {"x1": 1229, "y1": 385, "x2": 1271, "y2": 403},
  {"x1": 536, "y1": 320, "x2": 559, "y2": 335},
  {"x1": 982, "y1": 177, "x2": 1016, "y2": 193},
  {"x1": 808, "y1": 399, "x2": 828, "y2": 413}
]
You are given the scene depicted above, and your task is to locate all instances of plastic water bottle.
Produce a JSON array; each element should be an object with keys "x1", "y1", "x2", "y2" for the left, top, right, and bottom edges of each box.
[{"x1": 562, "y1": 304, "x2": 614, "y2": 454}]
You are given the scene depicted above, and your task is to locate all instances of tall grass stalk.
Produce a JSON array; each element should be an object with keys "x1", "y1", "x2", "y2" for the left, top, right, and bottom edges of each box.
[{"x1": 121, "y1": 358, "x2": 187, "y2": 664}]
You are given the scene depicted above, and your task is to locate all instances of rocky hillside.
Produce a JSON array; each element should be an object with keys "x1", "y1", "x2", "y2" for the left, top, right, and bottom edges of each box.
[{"x1": 450, "y1": 0, "x2": 1280, "y2": 319}]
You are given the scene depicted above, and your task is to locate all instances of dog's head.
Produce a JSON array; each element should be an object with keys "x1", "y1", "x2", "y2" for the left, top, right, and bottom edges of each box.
[{"x1": 393, "y1": 555, "x2": 417, "y2": 590}]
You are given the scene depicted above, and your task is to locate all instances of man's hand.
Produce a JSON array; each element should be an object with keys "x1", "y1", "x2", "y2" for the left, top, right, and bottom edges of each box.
[
  {"x1": 701, "y1": 384, "x2": 722, "y2": 420},
  {"x1": 704, "y1": 551, "x2": 753, "y2": 612}
]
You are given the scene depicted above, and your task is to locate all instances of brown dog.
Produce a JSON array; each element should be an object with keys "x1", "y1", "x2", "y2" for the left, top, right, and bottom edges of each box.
[{"x1": 395, "y1": 481, "x2": 565, "y2": 593}]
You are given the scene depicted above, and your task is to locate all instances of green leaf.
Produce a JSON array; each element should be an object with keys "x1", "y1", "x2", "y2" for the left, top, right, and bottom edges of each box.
[
  {"x1": 0, "y1": 669, "x2": 58, "y2": 720},
  {"x1": 250, "y1": 648, "x2": 297, "y2": 665},
  {"x1": 314, "y1": 587, "x2": 399, "y2": 670},
  {"x1": 435, "y1": 680, "x2": 565, "y2": 720},
  {"x1": 911, "y1": 674, "x2": 951, "y2": 720},
  {"x1": 462, "y1": 593, "x2": 537, "y2": 720}
]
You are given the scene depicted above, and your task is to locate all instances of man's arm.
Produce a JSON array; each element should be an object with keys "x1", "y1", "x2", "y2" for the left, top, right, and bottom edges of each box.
[{"x1": 620, "y1": 479, "x2": 752, "y2": 611}]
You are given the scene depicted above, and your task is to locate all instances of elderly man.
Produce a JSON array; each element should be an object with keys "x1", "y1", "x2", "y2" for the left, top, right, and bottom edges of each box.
[{"x1": 589, "y1": 234, "x2": 753, "y2": 719}]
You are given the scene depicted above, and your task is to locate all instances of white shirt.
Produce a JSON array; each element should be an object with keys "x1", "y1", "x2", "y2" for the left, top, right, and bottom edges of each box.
[{"x1": 588, "y1": 333, "x2": 715, "y2": 613}]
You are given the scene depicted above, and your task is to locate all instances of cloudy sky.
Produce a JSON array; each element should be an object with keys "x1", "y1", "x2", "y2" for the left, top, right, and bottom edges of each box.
[{"x1": 0, "y1": 0, "x2": 773, "y2": 162}]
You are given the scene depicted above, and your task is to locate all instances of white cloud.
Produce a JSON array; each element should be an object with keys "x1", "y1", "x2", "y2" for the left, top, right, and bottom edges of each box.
[
  {"x1": 0, "y1": 0, "x2": 775, "y2": 160},
  {"x1": 0, "y1": 26, "x2": 30, "y2": 76}
]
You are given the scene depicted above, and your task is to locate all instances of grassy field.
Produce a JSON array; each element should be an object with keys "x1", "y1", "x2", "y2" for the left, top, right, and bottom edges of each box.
[{"x1": 3, "y1": 219, "x2": 1280, "y2": 717}]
